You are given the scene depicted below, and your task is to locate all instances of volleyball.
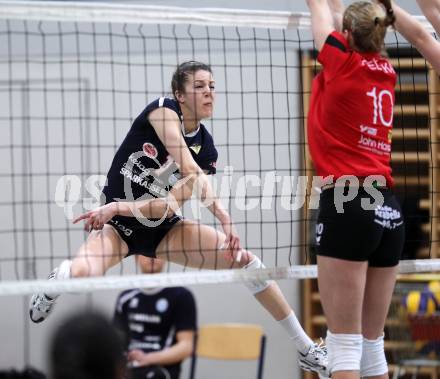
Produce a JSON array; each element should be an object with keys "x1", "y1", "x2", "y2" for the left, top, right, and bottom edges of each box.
[
  {"x1": 427, "y1": 281, "x2": 440, "y2": 304},
  {"x1": 403, "y1": 290, "x2": 438, "y2": 315}
]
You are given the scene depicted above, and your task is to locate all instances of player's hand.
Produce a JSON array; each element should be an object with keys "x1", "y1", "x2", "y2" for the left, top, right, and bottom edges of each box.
[
  {"x1": 127, "y1": 350, "x2": 151, "y2": 367},
  {"x1": 221, "y1": 221, "x2": 242, "y2": 262},
  {"x1": 72, "y1": 202, "x2": 118, "y2": 231}
]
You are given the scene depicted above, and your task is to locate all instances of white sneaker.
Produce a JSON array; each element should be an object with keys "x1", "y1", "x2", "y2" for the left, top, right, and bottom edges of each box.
[
  {"x1": 298, "y1": 341, "x2": 330, "y2": 379},
  {"x1": 29, "y1": 260, "x2": 72, "y2": 323}
]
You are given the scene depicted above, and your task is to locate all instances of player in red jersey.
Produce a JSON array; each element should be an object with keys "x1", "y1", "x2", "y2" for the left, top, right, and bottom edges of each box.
[
  {"x1": 305, "y1": 1, "x2": 404, "y2": 379},
  {"x1": 388, "y1": 0, "x2": 440, "y2": 75}
]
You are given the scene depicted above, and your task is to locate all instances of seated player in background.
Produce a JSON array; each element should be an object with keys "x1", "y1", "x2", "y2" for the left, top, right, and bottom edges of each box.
[{"x1": 113, "y1": 256, "x2": 196, "y2": 379}]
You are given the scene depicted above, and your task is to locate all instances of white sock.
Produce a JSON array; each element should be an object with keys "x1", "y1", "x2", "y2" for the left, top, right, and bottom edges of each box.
[
  {"x1": 46, "y1": 259, "x2": 72, "y2": 299},
  {"x1": 278, "y1": 311, "x2": 314, "y2": 354}
]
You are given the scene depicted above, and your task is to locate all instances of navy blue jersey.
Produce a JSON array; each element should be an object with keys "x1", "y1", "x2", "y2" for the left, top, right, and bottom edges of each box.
[
  {"x1": 102, "y1": 97, "x2": 218, "y2": 204},
  {"x1": 113, "y1": 287, "x2": 197, "y2": 376}
]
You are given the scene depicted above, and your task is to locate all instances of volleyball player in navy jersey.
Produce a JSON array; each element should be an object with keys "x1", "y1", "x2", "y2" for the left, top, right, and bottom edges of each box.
[
  {"x1": 306, "y1": 1, "x2": 404, "y2": 378},
  {"x1": 30, "y1": 61, "x2": 328, "y2": 375},
  {"x1": 114, "y1": 257, "x2": 196, "y2": 379}
]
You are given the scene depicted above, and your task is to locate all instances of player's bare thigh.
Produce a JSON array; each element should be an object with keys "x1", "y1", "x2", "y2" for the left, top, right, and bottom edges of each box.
[
  {"x1": 317, "y1": 255, "x2": 368, "y2": 333},
  {"x1": 71, "y1": 224, "x2": 129, "y2": 277},
  {"x1": 155, "y1": 219, "x2": 251, "y2": 269}
]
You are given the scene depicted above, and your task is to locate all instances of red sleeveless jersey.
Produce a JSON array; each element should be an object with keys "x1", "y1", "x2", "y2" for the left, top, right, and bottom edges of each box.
[{"x1": 308, "y1": 31, "x2": 396, "y2": 186}]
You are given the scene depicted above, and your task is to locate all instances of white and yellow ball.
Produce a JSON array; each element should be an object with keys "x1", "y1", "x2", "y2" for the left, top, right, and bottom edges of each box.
[
  {"x1": 403, "y1": 290, "x2": 437, "y2": 315},
  {"x1": 427, "y1": 280, "x2": 440, "y2": 305}
]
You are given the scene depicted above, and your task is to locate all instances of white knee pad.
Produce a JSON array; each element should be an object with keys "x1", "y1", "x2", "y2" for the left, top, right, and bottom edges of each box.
[
  {"x1": 360, "y1": 334, "x2": 388, "y2": 377},
  {"x1": 242, "y1": 256, "x2": 272, "y2": 295},
  {"x1": 326, "y1": 330, "x2": 363, "y2": 373}
]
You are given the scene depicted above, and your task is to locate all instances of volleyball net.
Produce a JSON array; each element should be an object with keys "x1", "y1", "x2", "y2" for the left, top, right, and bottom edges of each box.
[{"x1": 0, "y1": 0, "x2": 438, "y2": 296}]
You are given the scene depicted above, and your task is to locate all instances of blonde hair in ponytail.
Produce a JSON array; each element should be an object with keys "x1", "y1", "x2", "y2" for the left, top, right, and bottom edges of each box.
[{"x1": 342, "y1": 0, "x2": 395, "y2": 53}]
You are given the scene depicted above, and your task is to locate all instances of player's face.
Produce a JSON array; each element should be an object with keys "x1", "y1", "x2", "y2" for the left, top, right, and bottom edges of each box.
[
  {"x1": 182, "y1": 70, "x2": 215, "y2": 120},
  {"x1": 137, "y1": 256, "x2": 165, "y2": 274}
]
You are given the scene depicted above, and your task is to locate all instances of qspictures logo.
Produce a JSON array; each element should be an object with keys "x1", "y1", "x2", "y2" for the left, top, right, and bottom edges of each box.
[{"x1": 55, "y1": 167, "x2": 387, "y2": 227}]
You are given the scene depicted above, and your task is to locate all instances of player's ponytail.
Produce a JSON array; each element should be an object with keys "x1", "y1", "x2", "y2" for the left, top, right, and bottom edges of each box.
[
  {"x1": 375, "y1": 0, "x2": 396, "y2": 28},
  {"x1": 343, "y1": 1, "x2": 394, "y2": 53}
]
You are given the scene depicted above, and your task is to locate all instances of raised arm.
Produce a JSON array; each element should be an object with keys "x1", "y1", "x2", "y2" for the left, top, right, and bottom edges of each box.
[
  {"x1": 417, "y1": 0, "x2": 440, "y2": 35},
  {"x1": 327, "y1": 0, "x2": 344, "y2": 32},
  {"x1": 392, "y1": 0, "x2": 440, "y2": 74},
  {"x1": 306, "y1": 0, "x2": 336, "y2": 51}
]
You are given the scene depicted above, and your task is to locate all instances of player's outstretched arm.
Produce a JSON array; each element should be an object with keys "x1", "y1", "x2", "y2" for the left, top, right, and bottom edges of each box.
[
  {"x1": 417, "y1": 0, "x2": 440, "y2": 36},
  {"x1": 327, "y1": 0, "x2": 344, "y2": 32},
  {"x1": 306, "y1": 0, "x2": 335, "y2": 51},
  {"x1": 391, "y1": 0, "x2": 440, "y2": 74},
  {"x1": 72, "y1": 198, "x2": 176, "y2": 231},
  {"x1": 149, "y1": 106, "x2": 241, "y2": 253}
]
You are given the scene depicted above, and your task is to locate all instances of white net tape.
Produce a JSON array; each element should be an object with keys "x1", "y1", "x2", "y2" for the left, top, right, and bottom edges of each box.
[
  {"x1": 1, "y1": 259, "x2": 439, "y2": 296},
  {"x1": 0, "y1": 1, "x2": 437, "y2": 297},
  {"x1": 0, "y1": 0, "x2": 307, "y2": 29},
  {"x1": 0, "y1": 1, "x2": 433, "y2": 31}
]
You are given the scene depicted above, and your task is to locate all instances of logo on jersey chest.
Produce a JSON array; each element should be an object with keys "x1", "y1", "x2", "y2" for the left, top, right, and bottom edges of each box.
[
  {"x1": 156, "y1": 298, "x2": 169, "y2": 313},
  {"x1": 143, "y1": 142, "x2": 158, "y2": 159},
  {"x1": 190, "y1": 144, "x2": 201, "y2": 154}
]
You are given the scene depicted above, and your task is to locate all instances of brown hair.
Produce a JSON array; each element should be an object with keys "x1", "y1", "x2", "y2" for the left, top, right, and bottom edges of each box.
[
  {"x1": 342, "y1": 0, "x2": 396, "y2": 53},
  {"x1": 171, "y1": 61, "x2": 212, "y2": 99}
]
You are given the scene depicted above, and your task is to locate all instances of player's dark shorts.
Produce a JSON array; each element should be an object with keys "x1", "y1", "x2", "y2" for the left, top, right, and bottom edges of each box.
[
  {"x1": 130, "y1": 365, "x2": 179, "y2": 379},
  {"x1": 316, "y1": 186, "x2": 405, "y2": 267},
  {"x1": 107, "y1": 214, "x2": 182, "y2": 258}
]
